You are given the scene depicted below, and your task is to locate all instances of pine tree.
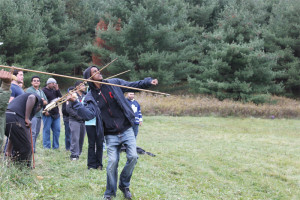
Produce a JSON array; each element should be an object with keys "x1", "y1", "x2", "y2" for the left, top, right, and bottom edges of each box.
[
  {"x1": 188, "y1": 0, "x2": 282, "y2": 103},
  {"x1": 89, "y1": 0, "x2": 200, "y2": 90},
  {"x1": 0, "y1": 0, "x2": 47, "y2": 67},
  {"x1": 263, "y1": 0, "x2": 300, "y2": 96}
]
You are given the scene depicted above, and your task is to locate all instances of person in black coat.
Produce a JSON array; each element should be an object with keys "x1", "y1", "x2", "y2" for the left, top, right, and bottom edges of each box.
[{"x1": 68, "y1": 66, "x2": 158, "y2": 200}]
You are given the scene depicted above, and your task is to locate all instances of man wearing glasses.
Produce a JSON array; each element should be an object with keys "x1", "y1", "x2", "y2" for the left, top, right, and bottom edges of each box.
[{"x1": 26, "y1": 76, "x2": 48, "y2": 152}]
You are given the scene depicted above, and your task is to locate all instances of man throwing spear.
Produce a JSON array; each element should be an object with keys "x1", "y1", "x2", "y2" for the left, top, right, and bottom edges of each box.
[{"x1": 67, "y1": 66, "x2": 158, "y2": 200}]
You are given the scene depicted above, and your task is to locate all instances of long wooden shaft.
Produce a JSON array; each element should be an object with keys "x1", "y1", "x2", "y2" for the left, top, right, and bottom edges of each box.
[
  {"x1": 105, "y1": 70, "x2": 131, "y2": 80},
  {"x1": 0, "y1": 64, "x2": 170, "y2": 96},
  {"x1": 30, "y1": 127, "x2": 35, "y2": 169},
  {"x1": 44, "y1": 70, "x2": 131, "y2": 113},
  {"x1": 52, "y1": 59, "x2": 117, "y2": 105},
  {"x1": 45, "y1": 70, "x2": 131, "y2": 111},
  {"x1": 0, "y1": 58, "x2": 117, "y2": 80}
]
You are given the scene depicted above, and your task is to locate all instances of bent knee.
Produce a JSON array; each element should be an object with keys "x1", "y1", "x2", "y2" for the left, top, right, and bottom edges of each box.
[{"x1": 127, "y1": 155, "x2": 138, "y2": 163}]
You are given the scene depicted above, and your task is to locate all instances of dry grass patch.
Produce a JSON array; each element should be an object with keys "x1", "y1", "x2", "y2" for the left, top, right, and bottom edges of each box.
[{"x1": 136, "y1": 93, "x2": 300, "y2": 118}]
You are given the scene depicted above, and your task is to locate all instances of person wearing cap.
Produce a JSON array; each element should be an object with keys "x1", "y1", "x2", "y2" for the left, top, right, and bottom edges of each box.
[
  {"x1": 42, "y1": 78, "x2": 62, "y2": 149},
  {"x1": 26, "y1": 76, "x2": 48, "y2": 152}
]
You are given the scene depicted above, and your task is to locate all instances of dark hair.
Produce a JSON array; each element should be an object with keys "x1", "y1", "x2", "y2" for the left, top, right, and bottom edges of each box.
[
  {"x1": 13, "y1": 69, "x2": 21, "y2": 76},
  {"x1": 67, "y1": 86, "x2": 75, "y2": 92},
  {"x1": 31, "y1": 75, "x2": 40, "y2": 82},
  {"x1": 74, "y1": 80, "x2": 83, "y2": 87}
]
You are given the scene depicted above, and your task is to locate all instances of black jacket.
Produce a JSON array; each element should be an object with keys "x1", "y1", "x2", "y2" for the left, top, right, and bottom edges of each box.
[{"x1": 71, "y1": 66, "x2": 153, "y2": 138}]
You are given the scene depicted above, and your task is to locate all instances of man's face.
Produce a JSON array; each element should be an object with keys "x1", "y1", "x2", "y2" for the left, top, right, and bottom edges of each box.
[
  {"x1": 127, "y1": 93, "x2": 135, "y2": 100},
  {"x1": 31, "y1": 78, "x2": 40, "y2": 88},
  {"x1": 79, "y1": 84, "x2": 86, "y2": 92},
  {"x1": 47, "y1": 82, "x2": 55, "y2": 89},
  {"x1": 17, "y1": 71, "x2": 24, "y2": 83},
  {"x1": 90, "y1": 67, "x2": 103, "y2": 81}
]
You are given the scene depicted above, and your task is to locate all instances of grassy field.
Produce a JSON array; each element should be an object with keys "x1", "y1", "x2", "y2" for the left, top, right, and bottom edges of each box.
[{"x1": 0, "y1": 116, "x2": 300, "y2": 200}]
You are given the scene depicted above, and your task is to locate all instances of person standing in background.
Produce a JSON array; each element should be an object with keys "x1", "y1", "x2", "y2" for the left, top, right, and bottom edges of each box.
[
  {"x1": 62, "y1": 86, "x2": 74, "y2": 151},
  {"x1": 83, "y1": 86, "x2": 103, "y2": 170},
  {"x1": 9, "y1": 69, "x2": 24, "y2": 103},
  {"x1": 26, "y1": 76, "x2": 48, "y2": 152},
  {"x1": 126, "y1": 92, "x2": 143, "y2": 139},
  {"x1": 66, "y1": 81, "x2": 86, "y2": 160},
  {"x1": 42, "y1": 78, "x2": 62, "y2": 149}
]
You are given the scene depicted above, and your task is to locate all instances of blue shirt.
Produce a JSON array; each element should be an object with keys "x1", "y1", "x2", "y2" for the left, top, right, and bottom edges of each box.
[
  {"x1": 127, "y1": 99, "x2": 142, "y2": 125},
  {"x1": 10, "y1": 83, "x2": 24, "y2": 98}
]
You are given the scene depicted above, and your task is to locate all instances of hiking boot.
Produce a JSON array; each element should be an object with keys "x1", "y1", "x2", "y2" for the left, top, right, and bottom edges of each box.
[{"x1": 118, "y1": 186, "x2": 132, "y2": 199}]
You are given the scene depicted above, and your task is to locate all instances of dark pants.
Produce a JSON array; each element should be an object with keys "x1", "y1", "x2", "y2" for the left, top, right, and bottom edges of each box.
[
  {"x1": 63, "y1": 118, "x2": 71, "y2": 150},
  {"x1": 86, "y1": 125, "x2": 103, "y2": 169},
  {"x1": 5, "y1": 113, "x2": 32, "y2": 166}
]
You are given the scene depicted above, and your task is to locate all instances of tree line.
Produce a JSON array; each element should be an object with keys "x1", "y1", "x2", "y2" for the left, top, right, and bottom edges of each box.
[{"x1": 0, "y1": 0, "x2": 299, "y2": 103}]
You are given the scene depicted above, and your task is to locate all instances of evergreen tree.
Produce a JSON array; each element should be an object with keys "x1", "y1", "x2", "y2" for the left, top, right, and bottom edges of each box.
[
  {"x1": 31, "y1": 0, "x2": 84, "y2": 75},
  {"x1": 185, "y1": 0, "x2": 230, "y2": 30},
  {"x1": 65, "y1": 0, "x2": 108, "y2": 74},
  {"x1": 188, "y1": 0, "x2": 282, "y2": 103},
  {"x1": 89, "y1": 0, "x2": 200, "y2": 89},
  {"x1": 263, "y1": 0, "x2": 300, "y2": 96},
  {"x1": 0, "y1": 0, "x2": 47, "y2": 67}
]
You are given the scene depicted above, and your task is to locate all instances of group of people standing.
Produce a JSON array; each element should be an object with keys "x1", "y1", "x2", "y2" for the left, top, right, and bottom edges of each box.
[{"x1": 0, "y1": 65, "x2": 155, "y2": 200}]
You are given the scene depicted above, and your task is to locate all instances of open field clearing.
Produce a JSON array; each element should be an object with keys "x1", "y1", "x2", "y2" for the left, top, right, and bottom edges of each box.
[{"x1": 1, "y1": 116, "x2": 299, "y2": 200}]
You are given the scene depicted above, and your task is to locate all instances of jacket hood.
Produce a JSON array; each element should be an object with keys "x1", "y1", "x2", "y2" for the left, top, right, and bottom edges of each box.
[{"x1": 83, "y1": 66, "x2": 100, "y2": 90}]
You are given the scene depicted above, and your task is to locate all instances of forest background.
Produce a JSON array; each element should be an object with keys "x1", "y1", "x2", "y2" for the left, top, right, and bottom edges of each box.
[{"x1": 0, "y1": 0, "x2": 299, "y2": 104}]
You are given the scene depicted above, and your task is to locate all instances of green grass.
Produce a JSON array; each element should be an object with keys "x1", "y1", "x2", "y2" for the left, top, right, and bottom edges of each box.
[{"x1": 1, "y1": 116, "x2": 300, "y2": 200}]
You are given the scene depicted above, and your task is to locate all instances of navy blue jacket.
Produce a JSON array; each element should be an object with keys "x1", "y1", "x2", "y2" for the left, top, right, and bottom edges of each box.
[{"x1": 71, "y1": 77, "x2": 153, "y2": 141}]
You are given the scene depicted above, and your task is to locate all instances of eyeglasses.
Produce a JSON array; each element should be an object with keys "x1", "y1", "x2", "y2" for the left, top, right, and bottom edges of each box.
[{"x1": 32, "y1": 80, "x2": 40, "y2": 82}]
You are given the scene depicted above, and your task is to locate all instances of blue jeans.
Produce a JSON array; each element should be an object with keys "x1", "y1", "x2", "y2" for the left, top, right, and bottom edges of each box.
[
  {"x1": 132, "y1": 124, "x2": 139, "y2": 138},
  {"x1": 104, "y1": 128, "x2": 138, "y2": 197},
  {"x1": 31, "y1": 116, "x2": 42, "y2": 152},
  {"x1": 42, "y1": 116, "x2": 60, "y2": 149},
  {"x1": 63, "y1": 118, "x2": 71, "y2": 150}
]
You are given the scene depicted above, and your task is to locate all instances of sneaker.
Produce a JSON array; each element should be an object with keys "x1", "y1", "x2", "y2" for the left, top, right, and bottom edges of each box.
[
  {"x1": 103, "y1": 196, "x2": 112, "y2": 200},
  {"x1": 70, "y1": 155, "x2": 79, "y2": 161},
  {"x1": 118, "y1": 186, "x2": 132, "y2": 199}
]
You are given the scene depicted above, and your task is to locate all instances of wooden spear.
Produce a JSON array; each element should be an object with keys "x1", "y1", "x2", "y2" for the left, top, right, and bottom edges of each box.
[
  {"x1": 104, "y1": 70, "x2": 131, "y2": 80},
  {"x1": 0, "y1": 62, "x2": 170, "y2": 96}
]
